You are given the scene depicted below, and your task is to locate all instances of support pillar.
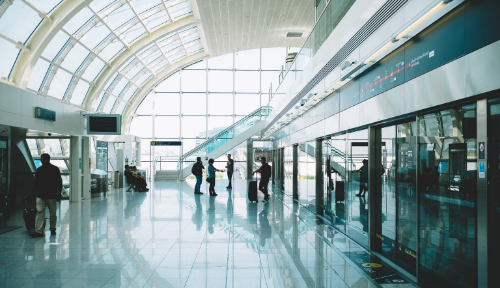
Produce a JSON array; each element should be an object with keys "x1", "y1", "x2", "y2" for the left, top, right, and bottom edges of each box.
[
  {"x1": 368, "y1": 126, "x2": 381, "y2": 250},
  {"x1": 315, "y1": 139, "x2": 324, "y2": 216},
  {"x1": 69, "y1": 136, "x2": 82, "y2": 202},
  {"x1": 279, "y1": 148, "x2": 285, "y2": 191},
  {"x1": 293, "y1": 144, "x2": 298, "y2": 200},
  {"x1": 82, "y1": 137, "x2": 91, "y2": 199},
  {"x1": 246, "y1": 139, "x2": 253, "y2": 180},
  {"x1": 477, "y1": 99, "x2": 488, "y2": 288}
]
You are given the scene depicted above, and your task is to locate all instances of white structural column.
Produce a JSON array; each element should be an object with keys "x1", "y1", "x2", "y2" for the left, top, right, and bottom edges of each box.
[
  {"x1": 69, "y1": 136, "x2": 82, "y2": 202},
  {"x1": 82, "y1": 136, "x2": 91, "y2": 199}
]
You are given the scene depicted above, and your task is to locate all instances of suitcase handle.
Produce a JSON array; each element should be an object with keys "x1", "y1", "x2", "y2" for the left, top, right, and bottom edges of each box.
[{"x1": 24, "y1": 196, "x2": 35, "y2": 208}]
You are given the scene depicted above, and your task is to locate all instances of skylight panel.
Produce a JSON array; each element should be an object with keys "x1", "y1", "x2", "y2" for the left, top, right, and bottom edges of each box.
[
  {"x1": 126, "y1": 63, "x2": 144, "y2": 79},
  {"x1": 95, "y1": 91, "x2": 106, "y2": 108},
  {"x1": 187, "y1": 44, "x2": 204, "y2": 55},
  {"x1": 168, "y1": 1, "x2": 192, "y2": 20},
  {"x1": 121, "y1": 23, "x2": 146, "y2": 44},
  {"x1": 41, "y1": 31, "x2": 70, "y2": 61},
  {"x1": 30, "y1": 0, "x2": 63, "y2": 13},
  {"x1": 63, "y1": 7, "x2": 94, "y2": 34},
  {"x1": 122, "y1": 87, "x2": 137, "y2": 102},
  {"x1": 90, "y1": 0, "x2": 118, "y2": 13},
  {"x1": 121, "y1": 57, "x2": 137, "y2": 71},
  {"x1": 106, "y1": 73, "x2": 121, "y2": 91},
  {"x1": 138, "y1": 74, "x2": 152, "y2": 86},
  {"x1": 145, "y1": 50, "x2": 163, "y2": 65},
  {"x1": 104, "y1": 5, "x2": 135, "y2": 30},
  {"x1": 115, "y1": 101, "x2": 127, "y2": 114},
  {"x1": 0, "y1": 39, "x2": 19, "y2": 79},
  {"x1": 27, "y1": 59, "x2": 51, "y2": 91},
  {"x1": 103, "y1": 97, "x2": 116, "y2": 113},
  {"x1": 112, "y1": 78, "x2": 129, "y2": 95},
  {"x1": 0, "y1": 0, "x2": 42, "y2": 43},
  {"x1": 170, "y1": 51, "x2": 186, "y2": 63},
  {"x1": 61, "y1": 43, "x2": 90, "y2": 73},
  {"x1": 99, "y1": 39, "x2": 125, "y2": 61},
  {"x1": 153, "y1": 61, "x2": 169, "y2": 73},
  {"x1": 144, "y1": 10, "x2": 170, "y2": 31},
  {"x1": 80, "y1": 23, "x2": 111, "y2": 49},
  {"x1": 70, "y1": 81, "x2": 90, "y2": 105},
  {"x1": 162, "y1": 40, "x2": 182, "y2": 54},
  {"x1": 82, "y1": 57, "x2": 106, "y2": 82},
  {"x1": 48, "y1": 70, "x2": 73, "y2": 99},
  {"x1": 132, "y1": 0, "x2": 161, "y2": 14}
]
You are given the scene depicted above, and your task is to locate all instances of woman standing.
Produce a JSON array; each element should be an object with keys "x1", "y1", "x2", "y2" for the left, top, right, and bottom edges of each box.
[{"x1": 207, "y1": 159, "x2": 221, "y2": 196}]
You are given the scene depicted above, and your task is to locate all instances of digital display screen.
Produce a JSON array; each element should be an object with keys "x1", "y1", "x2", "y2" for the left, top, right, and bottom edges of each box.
[{"x1": 89, "y1": 116, "x2": 118, "y2": 133}]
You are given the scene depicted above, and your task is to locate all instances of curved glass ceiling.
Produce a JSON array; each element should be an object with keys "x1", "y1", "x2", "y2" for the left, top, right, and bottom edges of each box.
[{"x1": 0, "y1": 0, "x2": 202, "y2": 115}]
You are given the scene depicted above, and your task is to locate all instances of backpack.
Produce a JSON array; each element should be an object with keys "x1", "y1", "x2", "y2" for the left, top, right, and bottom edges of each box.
[{"x1": 263, "y1": 164, "x2": 272, "y2": 178}]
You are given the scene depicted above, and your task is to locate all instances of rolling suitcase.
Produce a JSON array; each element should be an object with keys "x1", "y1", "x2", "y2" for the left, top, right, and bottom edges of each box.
[
  {"x1": 23, "y1": 197, "x2": 37, "y2": 231},
  {"x1": 248, "y1": 175, "x2": 258, "y2": 203}
]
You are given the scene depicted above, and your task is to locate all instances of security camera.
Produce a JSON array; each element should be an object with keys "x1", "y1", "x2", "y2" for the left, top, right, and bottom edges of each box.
[
  {"x1": 300, "y1": 99, "x2": 306, "y2": 106},
  {"x1": 79, "y1": 111, "x2": 87, "y2": 117},
  {"x1": 48, "y1": 133, "x2": 52, "y2": 136}
]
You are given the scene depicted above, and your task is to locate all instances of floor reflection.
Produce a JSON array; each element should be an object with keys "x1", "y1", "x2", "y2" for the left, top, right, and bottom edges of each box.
[{"x1": 0, "y1": 179, "x2": 417, "y2": 288}]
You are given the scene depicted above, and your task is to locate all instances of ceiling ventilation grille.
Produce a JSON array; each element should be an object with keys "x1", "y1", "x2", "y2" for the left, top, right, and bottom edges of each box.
[{"x1": 286, "y1": 32, "x2": 303, "y2": 38}]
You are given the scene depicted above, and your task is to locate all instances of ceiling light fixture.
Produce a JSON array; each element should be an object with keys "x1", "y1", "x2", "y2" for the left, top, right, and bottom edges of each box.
[{"x1": 363, "y1": 0, "x2": 451, "y2": 65}]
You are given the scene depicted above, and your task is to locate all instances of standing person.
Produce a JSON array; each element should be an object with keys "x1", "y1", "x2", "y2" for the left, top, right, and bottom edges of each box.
[
  {"x1": 192, "y1": 157, "x2": 204, "y2": 194},
  {"x1": 253, "y1": 157, "x2": 271, "y2": 202},
  {"x1": 225, "y1": 154, "x2": 234, "y2": 189},
  {"x1": 207, "y1": 159, "x2": 221, "y2": 196},
  {"x1": 26, "y1": 153, "x2": 62, "y2": 237},
  {"x1": 356, "y1": 159, "x2": 369, "y2": 197}
]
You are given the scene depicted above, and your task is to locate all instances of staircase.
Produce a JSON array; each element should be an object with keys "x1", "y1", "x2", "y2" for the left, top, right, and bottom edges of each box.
[
  {"x1": 153, "y1": 107, "x2": 271, "y2": 180},
  {"x1": 155, "y1": 170, "x2": 178, "y2": 181}
]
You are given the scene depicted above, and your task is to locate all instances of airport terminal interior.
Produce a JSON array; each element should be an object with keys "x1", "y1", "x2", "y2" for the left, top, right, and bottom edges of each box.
[{"x1": 0, "y1": 0, "x2": 499, "y2": 287}]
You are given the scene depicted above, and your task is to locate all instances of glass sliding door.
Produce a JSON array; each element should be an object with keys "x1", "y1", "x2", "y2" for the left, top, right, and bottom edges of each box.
[
  {"x1": 284, "y1": 146, "x2": 293, "y2": 196},
  {"x1": 374, "y1": 122, "x2": 417, "y2": 276},
  {"x1": 418, "y1": 104, "x2": 477, "y2": 287},
  {"x1": 346, "y1": 129, "x2": 369, "y2": 248},
  {"x1": 298, "y1": 141, "x2": 316, "y2": 210}
]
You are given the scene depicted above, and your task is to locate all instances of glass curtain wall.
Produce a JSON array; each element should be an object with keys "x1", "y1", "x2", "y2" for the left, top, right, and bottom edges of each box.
[
  {"x1": 418, "y1": 104, "x2": 477, "y2": 287},
  {"x1": 298, "y1": 141, "x2": 316, "y2": 210},
  {"x1": 284, "y1": 146, "x2": 293, "y2": 195},
  {"x1": 130, "y1": 48, "x2": 286, "y2": 169}
]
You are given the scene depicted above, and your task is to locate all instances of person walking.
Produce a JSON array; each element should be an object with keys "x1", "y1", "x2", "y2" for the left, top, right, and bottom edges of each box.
[
  {"x1": 356, "y1": 159, "x2": 369, "y2": 197},
  {"x1": 26, "y1": 153, "x2": 62, "y2": 237},
  {"x1": 253, "y1": 157, "x2": 271, "y2": 202},
  {"x1": 207, "y1": 159, "x2": 221, "y2": 196},
  {"x1": 225, "y1": 154, "x2": 234, "y2": 189},
  {"x1": 192, "y1": 157, "x2": 204, "y2": 194}
]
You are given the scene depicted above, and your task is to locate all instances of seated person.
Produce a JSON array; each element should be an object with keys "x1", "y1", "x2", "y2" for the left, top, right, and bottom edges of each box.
[{"x1": 131, "y1": 166, "x2": 148, "y2": 192}]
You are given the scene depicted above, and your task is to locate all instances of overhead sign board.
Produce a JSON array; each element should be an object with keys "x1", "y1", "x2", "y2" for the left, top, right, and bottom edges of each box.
[
  {"x1": 151, "y1": 141, "x2": 182, "y2": 146},
  {"x1": 35, "y1": 107, "x2": 56, "y2": 121}
]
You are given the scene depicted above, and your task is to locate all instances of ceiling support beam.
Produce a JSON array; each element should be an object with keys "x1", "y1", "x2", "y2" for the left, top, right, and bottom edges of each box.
[
  {"x1": 10, "y1": 0, "x2": 93, "y2": 89},
  {"x1": 84, "y1": 15, "x2": 197, "y2": 111}
]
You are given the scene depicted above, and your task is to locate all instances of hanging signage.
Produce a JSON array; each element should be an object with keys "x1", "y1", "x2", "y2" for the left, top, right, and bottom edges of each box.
[
  {"x1": 35, "y1": 107, "x2": 56, "y2": 121},
  {"x1": 150, "y1": 141, "x2": 182, "y2": 146},
  {"x1": 96, "y1": 141, "x2": 108, "y2": 148}
]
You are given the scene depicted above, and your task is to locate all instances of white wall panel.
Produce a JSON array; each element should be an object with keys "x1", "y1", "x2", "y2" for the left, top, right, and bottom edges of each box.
[{"x1": 466, "y1": 39, "x2": 500, "y2": 97}]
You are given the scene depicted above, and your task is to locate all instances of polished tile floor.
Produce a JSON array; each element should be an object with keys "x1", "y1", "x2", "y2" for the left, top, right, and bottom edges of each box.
[{"x1": 0, "y1": 179, "x2": 417, "y2": 288}]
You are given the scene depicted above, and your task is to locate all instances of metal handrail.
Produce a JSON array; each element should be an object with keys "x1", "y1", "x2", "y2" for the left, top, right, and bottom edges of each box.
[{"x1": 174, "y1": 106, "x2": 271, "y2": 170}]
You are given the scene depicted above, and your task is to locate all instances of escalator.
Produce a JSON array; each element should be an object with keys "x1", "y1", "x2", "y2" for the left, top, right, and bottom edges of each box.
[{"x1": 168, "y1": 107, "x2": 271, "y2": 179}]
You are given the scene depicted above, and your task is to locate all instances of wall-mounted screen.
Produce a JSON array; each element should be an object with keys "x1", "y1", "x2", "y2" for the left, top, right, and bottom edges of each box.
[{"x1": 87, "y1": 114, "x2": 121, "y2": 135}]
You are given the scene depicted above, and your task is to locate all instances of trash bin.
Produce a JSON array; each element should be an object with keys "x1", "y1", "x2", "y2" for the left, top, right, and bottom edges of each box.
[{"x1": 113, "y1": 171, "x2": 120, "y2": 188}]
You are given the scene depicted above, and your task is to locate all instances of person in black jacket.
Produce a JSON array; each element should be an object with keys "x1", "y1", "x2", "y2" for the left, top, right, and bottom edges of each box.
[
  {"x1": 26, "y1": 153, "x2": 62, "y2": 237},
  {"x1": 192, "y1": 157, "x2": 204, "y2": 194}
]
